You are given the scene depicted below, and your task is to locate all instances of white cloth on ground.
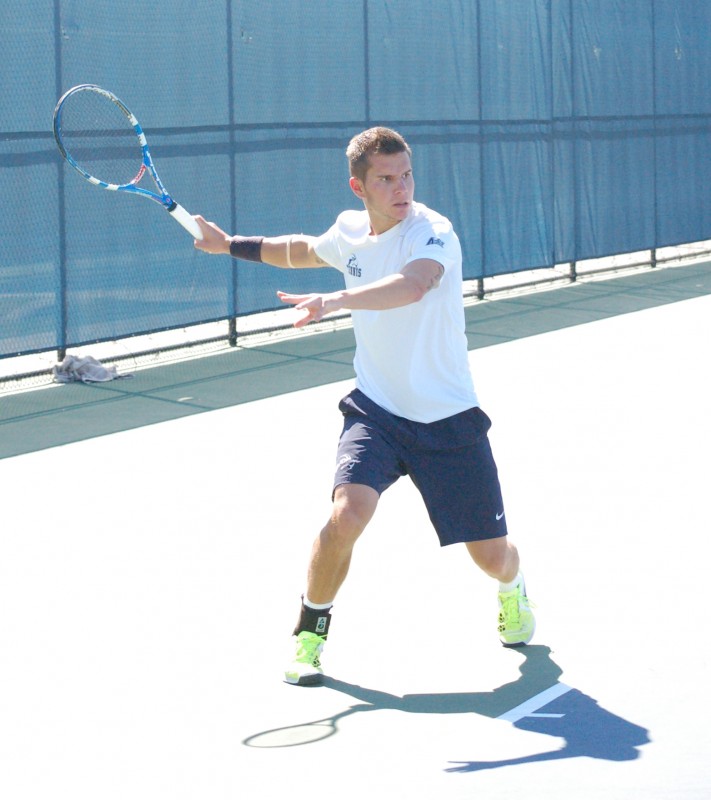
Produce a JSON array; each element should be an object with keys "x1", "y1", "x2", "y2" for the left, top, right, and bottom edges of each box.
[{"x1": 52, "y1": 355, "x2": 131, "y2": 384}]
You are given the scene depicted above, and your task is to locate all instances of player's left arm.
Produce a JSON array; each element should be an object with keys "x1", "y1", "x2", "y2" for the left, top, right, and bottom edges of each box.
[{"x1": 277, "y1": 258, "x2": 444, "y2": 328}]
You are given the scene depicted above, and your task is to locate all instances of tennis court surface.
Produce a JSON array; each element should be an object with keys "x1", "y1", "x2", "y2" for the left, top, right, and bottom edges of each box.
[{"x1": 1, "y1": 263, "x2": 709, "y2": 799}]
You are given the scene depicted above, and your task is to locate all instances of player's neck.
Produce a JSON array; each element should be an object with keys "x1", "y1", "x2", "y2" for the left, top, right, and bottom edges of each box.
[{"x1": 367, "y1": 207, "x2": 410, "y2": 236}]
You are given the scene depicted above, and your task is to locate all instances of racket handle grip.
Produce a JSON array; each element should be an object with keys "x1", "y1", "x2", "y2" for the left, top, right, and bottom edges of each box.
[{"x1": 168, "y1": 202, "x2": 203, "y2": 240}]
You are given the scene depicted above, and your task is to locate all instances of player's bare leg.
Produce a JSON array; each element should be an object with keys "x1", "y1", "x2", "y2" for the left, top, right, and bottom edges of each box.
[
  {"x1": 465, "y1": 536, "x2": 519, "y2": 583},
  {"x1": 306, "y1": 483, "x2": 379, "y2": 603},
  {"x1": 285, "y1": 484, "x2": 378, "y2": 685}
]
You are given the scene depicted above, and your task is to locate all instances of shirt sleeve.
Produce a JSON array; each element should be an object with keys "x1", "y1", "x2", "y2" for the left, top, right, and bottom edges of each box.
[
  {"x1": 312, "y1": 224, "x2": 343, "y2": 271},
  {"x1": 404, "y1": 217, "x2": 460, "y2": 273},
  {"x1": 313, "y1": 210, "x2": 371, "y2": 272}
]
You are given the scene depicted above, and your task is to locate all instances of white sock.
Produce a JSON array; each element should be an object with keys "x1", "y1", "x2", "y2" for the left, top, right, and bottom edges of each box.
[
  {"x1": 303, "y1": 594, "x2": 334, "y2": 611},
  {"x1": 499, "y1": 572, "x2": 523, "y2": 593}
]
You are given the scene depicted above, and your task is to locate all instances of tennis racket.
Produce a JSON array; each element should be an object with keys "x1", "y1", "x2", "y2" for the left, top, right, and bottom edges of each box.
[{"x1": 52, "y1": 84, "x2": 202, "y2": 240}]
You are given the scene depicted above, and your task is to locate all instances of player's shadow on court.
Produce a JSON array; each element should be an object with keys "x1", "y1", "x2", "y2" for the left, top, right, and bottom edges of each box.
[{"x1": 243, "y1": 645, "x2": 650, "y2": 771}]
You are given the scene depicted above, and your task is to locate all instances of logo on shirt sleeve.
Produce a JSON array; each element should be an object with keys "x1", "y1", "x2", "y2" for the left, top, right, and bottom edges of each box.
[{"x1": 426, "y1": 236, "x2": 445, "y2": 248}]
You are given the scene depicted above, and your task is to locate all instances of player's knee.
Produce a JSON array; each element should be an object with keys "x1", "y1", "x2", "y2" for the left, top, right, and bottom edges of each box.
[
  {"x1": 327, "y1": 485, "x2": 378, "y2": 545},
  {"x1": 466, "y1": 538, "x2": 517, "y2": 579},
  {"x1": 328, "y1": 503, "x2": 368, "y2": 543}
]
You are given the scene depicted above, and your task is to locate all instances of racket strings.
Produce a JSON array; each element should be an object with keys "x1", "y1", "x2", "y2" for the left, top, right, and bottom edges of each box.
[{"x1": 58, "y1": 90, "x2": 145, "y2": 187}]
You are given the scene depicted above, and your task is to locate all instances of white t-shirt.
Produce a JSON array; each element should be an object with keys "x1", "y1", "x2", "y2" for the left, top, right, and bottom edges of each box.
[{"x1": 314, "y1": 201, "x2": 478, "y2": 423}]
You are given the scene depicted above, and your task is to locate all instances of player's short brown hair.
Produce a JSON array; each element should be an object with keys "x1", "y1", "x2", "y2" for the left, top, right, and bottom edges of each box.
[{"x1": 346, "y1": 127, "x2": 412, "y2": 182}]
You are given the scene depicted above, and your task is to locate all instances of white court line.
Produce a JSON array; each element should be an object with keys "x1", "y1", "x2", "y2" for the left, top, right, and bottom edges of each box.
[{"x1": 497, "y1": 683, "x2": 573, "y2": 722}]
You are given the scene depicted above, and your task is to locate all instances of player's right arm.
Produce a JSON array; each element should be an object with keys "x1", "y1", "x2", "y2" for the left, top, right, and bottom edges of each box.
[{"x1": 192, "y1": 215, "x2": 328, "y2": 269}]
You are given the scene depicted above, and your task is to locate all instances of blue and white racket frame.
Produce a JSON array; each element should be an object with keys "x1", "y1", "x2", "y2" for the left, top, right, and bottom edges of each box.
[{"x1": 53, "y1": 84, "x2": 202, "y2": 239}]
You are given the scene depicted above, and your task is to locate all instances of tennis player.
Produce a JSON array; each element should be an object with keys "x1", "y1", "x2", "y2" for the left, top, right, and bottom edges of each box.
[{"x1": 194, "y1": 127, "x2": 535, "y2": 685}]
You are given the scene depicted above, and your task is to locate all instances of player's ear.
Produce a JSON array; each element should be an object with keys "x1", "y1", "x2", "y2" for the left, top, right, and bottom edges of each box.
[{"x1": 349, "y1": 175, "x2": 365, "y2": 198}]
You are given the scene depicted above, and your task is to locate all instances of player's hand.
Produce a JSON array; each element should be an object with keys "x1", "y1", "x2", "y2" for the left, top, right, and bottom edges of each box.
[
  {"x1": 192, "y1": 215, "x2": 232, "y2": 255},
  {"x1": 277, "y1": 291, "x2": 343, "y2": 328}
]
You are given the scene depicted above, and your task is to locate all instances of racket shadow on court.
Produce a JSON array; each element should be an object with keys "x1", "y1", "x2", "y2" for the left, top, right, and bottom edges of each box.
[{"x1": 243, "y1": 645, "x2": 650, "y2": 772}]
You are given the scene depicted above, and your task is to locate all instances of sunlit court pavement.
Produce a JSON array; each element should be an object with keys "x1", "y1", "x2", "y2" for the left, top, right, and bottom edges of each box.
[{"x1": 1, "y1": 292, "x2": 709, "y2": 799}]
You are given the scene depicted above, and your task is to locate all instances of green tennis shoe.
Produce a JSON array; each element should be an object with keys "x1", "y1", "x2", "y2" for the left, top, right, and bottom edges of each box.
[
  {"x1": 498, "y1": 578, "x2": 535, "y2": 647},
  {"x1": 285, "y1": 631, "x2": 326, "y2": 686}
]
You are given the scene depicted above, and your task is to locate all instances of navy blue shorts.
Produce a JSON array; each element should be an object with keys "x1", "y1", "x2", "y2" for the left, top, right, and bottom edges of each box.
[{"x1": 333, "y1": 389, "x2": 508, "y2": 546}]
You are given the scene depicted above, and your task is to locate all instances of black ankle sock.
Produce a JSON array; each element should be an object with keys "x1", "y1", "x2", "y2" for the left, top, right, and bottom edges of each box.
[{"x1": 293, "y1": 602, "x2": 332, "y2": 638}]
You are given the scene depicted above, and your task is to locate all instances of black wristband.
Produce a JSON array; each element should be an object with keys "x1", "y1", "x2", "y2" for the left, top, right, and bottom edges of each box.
[{"x1": 229, "y1": 236, "x2": 264, "y2": 262}]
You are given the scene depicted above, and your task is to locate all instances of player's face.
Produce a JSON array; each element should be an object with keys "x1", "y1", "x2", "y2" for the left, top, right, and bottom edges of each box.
[{"x1": 349, "y1": 151, "x2": 415, "y2": 235}]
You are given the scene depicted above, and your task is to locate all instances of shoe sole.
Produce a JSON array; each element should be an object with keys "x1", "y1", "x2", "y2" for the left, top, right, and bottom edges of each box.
[
  {"x1": 502, "y1": 639, "x2": 530, "y2": 648},
  {"x1": 284, "y1": 672, "x2": 324, "y2": 687},
  {"x1": 500, "y1": 621, "x2": 536, "y2": 648}
]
